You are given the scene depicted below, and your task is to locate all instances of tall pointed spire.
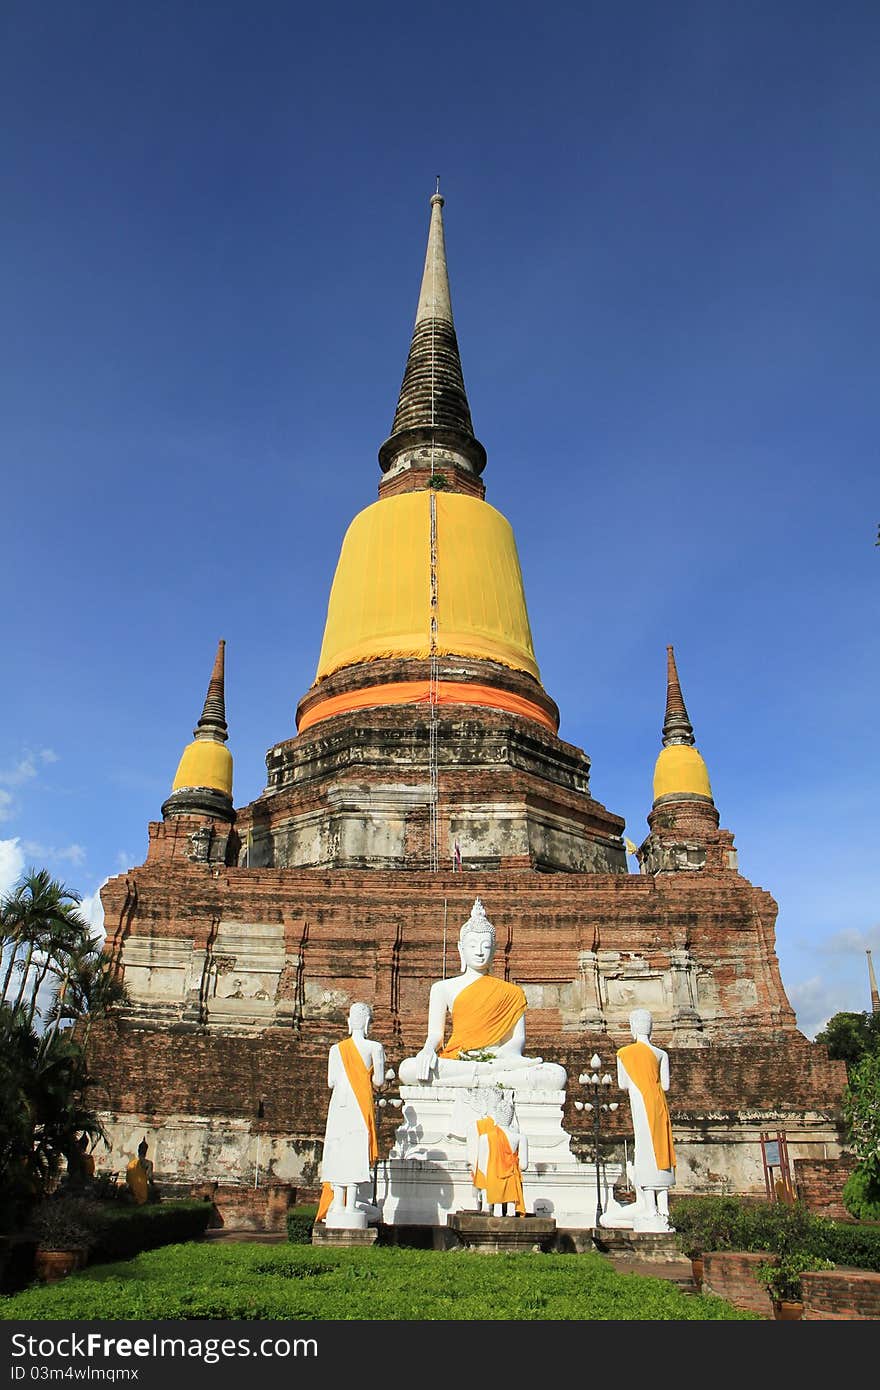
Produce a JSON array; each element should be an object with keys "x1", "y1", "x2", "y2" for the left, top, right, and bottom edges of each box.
[
  {"x1": 194, "y1": 639, "x2": 228, "y2": 743},
  {"x1": 868, "y1": 949, "x2": 880, "y2": 1013},
  {"x1": 651, "y1": 645, "x2": 714, "y2": 809},
  {"x1": 378, "y1": 188, "x2": 486, "y2": 491},
  {"x1": 662, "y1": 645, "x2": 696, "y2": 747},
  {"x1": 162, "y1": 639, "x2": 234, "y2": 823}
]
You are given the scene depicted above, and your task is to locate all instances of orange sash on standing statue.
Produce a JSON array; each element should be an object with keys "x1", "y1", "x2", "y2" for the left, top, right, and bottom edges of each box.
[
  {"x1": 617, "y1": 1041, "x2": 676, "y2": 1171},
  {"x1": 315, "y1": 1037, "x2": 378, "y2": 1222},
  {"x1": 472, "y1": 1117, "x2": 525, "y2": 1214}
]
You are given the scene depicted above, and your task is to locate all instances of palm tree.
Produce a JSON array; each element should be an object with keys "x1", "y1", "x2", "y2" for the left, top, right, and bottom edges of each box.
[
  {"x1": 26, "y1": 911, "x2": 89, "y2": 1030},
  {"x1": 2, "y1": 870, "x2": 90, "y2": 1017},
  {"x1": 44, "y1": 938, "x2": 129, "y2": 1049}
]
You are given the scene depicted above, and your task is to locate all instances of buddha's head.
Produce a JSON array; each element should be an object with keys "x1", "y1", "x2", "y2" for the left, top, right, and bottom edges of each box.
[
  {"x1": 458, "y1": 898, "x2": 496, "y2": 973},
  {"x1": 629, "y1": 1007, "x2": 653, "y2": 1040},
  {"x1": 348, "y1": 1001, "x2": 373, "y2": 1035}
]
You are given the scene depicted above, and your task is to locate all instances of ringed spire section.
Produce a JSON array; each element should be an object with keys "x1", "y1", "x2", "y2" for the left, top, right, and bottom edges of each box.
[
  {"x1": 378, "y1": 190, "x2": 486, "y2": 497},
  {"x1": 162, "y1": 638, "x2": 234, "y2": 822}
]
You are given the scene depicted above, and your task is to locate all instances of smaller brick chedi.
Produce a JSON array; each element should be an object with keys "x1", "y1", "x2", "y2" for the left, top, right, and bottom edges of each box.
[{"x1": 90, "y1": 192, "x2": 847, "y2": 1207}]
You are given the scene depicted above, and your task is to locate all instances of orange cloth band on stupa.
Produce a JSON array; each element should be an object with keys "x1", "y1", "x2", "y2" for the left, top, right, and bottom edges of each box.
[
  {"x1": 298, "y1": 680, "x2": 557, "y2": 734},
  {"x1": 438, "y1": 975, "x2": 527, "y2": 1058},
  {"x1": 617, "y1": 1041, "x2": 676, "y2": 1171}
]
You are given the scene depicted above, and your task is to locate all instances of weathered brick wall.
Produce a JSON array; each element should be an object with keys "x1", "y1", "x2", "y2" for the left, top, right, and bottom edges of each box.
[
  {"x1": 702, "y1": 1253, "x2": 880, "y2": 1320},
  {"x1": 86, "y1": 1019, "x2": 843, "y2": 1143},
  {"x1": 794, "y1": 1156, "x2": 857, "y2": 1220},
  {"x1": 803, "y1": 1267, "x2": 880, "y2": 1320},
  {"x1": 92, "y1": 857, "x2": 847, "y2": 1195},
  {"x1": 102, "y1": 863, "x2": 809, "y2": 1045},
  {"x1": 187, "y1": 1183, "x2": 293, "y2": 1232},
  {"x1": 702, "y1": 1251, "x2": 774, "y2": 1316}
]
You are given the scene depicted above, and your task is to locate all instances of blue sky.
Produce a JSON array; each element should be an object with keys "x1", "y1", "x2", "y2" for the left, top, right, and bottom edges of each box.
[{"x1": 1, "y1": 2, "x2": 877, "y2": 1039}]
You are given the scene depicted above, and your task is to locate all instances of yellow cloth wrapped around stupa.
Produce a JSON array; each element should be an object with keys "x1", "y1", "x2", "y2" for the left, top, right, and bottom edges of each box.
[{"x1": 316, "y1": 492, "x2": 540, "y2": 681}]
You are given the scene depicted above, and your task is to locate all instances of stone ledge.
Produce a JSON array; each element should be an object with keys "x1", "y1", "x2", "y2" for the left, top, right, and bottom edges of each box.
[
  {"x1": 447, "y1": 1211, "x2": 557, "y2": 1253},
  {"x1": 311, "y1": 1224, "x2": 379, "y2": 1247}
]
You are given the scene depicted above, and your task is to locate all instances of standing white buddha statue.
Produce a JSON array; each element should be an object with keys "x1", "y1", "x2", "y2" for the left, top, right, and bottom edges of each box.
[
  {"x1": 316, "y1": 1001, "x2": 386, "y2": 1229},
  {"x1": 616, "y1": 1007, "x2": 676, "y2": 1232}
]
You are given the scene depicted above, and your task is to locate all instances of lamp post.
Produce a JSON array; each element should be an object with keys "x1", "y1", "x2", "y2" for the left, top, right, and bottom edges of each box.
[
  {"x1": 373, "y1": 1068, "x2": 401, "y2": 1207},
  {"x1": 574, "y1": 1053, "x2": 618, "y2": 1229}
]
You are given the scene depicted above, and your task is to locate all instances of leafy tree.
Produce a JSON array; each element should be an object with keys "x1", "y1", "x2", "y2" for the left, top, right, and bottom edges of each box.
[
  {"x1": 0, "y1": 1006, "x2": 40, "y2": 1231},
  {"x1": 843, "y1": 1052, "x2": 880, "y2": 1175},
  {"x1": 815, "y1": 1010, "x2": 880, "y2": 1068},
  {"x1": 1, "y1": 869, "x2": 91, "y2": 1021},
  {"x1": 45, "y1": 942, "x2": 128, "y2": 1047},
  {"x1": 0, "y1": 1001, "x2": 105, "y2": 1226},
  {"x1": 0, "y1": 869, "x2": 124, "y2": 1236}
]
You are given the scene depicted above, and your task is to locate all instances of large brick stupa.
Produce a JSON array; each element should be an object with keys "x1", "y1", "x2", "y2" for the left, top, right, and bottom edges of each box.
[{"x1": 88, "y1": 192, "x2": 847, "y2": 1217}]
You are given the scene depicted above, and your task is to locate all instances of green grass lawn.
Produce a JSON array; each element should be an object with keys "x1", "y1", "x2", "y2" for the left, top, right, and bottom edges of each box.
[{"x1": 1, "y1": 1241, "x2": 759, "y2": 1320}]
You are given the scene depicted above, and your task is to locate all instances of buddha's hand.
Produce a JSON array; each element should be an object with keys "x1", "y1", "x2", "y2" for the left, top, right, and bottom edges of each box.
[{"x1": 414, "y1": 1046, "x2": 438, "y2": 1082}]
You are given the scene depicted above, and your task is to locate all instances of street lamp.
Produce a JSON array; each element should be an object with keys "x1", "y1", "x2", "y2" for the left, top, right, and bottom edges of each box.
[
  {"x1": 574, "y1": 1052, "x2": 618, "y2": 1228},
  {"x1": 373, "y1": 1068, "x2": 401, "y2": 1206}
]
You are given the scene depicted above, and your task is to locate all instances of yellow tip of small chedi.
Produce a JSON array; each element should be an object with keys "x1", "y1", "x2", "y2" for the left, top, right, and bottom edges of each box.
[
  {"x1": 163, "y1": 639, "x2": 234, "y2": 821},
  {"x1": 651, "y1": 646, "x2": 714, "y2": 807}
]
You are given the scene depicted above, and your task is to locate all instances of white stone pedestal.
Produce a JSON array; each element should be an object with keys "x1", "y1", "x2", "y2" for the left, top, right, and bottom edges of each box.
[
  {"x1": 325, "y1": 1207, "x2": 367, "y2": 1231},
  {"x1": 379, "y1": 1083, "x2": 634, "y2": 1231}
]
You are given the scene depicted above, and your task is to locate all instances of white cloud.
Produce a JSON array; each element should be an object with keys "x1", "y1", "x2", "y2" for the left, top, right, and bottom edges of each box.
[
  {"x1": 0, "y1": 838, "x2": 25, "y2": 897},
  {"x1": 21, "y1": 841, "x2": 87, "y2": 867},
  {"x1": 787, "y1": 975, "x2": 864, "y2": 1041},
  {"x1": 78, "y1": 880, "x2": 107, "y2": 944},
  {"x1": 0, "y1": 748, "x2": 60, "y2": 823},
  {"x1": 0, "y1": 756, "x2": 39, "y2": 787},
  {"x1": 819, "y1": 925, "x2": 880, "y2": 955}
]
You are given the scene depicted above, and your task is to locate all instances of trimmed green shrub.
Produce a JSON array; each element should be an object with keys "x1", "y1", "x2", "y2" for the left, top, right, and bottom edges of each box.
[
  {"x1": 842, "y1": 1167, "x2": 880, "y2": 1223},
  {"x1": 671, "y1": 1196, "x2": 749, "y2": 1258},
  {"x1": 734, "y1": 1198, "x2": 825, "y2": 1256},
  {"x1": 286, "y1": 1203, "x2": 318, "y2": 1245},
  {"x1": 89, "y1": 1199, "x2": 213, "y2": 1261},
  {"x1": 814, "y1": 1219, "x2": 880, "y2": 1272},
  {"x1": 756, "y1": 1250, "x2": 834, "y2": 1303},
  {"x1": 29, "y1": 1196, "x2": 108, "y2": 1254},
  {"x1": 673, "y1": 1194, "x2": 880, "y2": 1273}
]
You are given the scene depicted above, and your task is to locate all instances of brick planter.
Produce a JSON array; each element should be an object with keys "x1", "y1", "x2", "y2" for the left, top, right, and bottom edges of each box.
[
  {"x1": 702, "y1": 1252, "x2": 774, "y2": 1317},
  {"x1": 802, "y1": 1267, "x2": 880, "y2": 1320},
  {"x1": 702, "y1": 1252, "x2": 880, "y2": 1320}
]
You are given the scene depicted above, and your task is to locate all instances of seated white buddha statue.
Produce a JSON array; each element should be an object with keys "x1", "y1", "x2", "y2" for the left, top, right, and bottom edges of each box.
[{"x1": 398, "y1": 899, "x2": 566, "y2": 1090}]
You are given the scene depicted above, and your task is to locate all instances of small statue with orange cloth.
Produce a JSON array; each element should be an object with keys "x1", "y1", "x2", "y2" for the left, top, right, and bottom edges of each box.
[
  {"x1": 468, "y1": 1089, "x2": 528, "y2": 1216},
  {"x1": 125, "y1": 1138, "x2": 154, "y2": 1205}
]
